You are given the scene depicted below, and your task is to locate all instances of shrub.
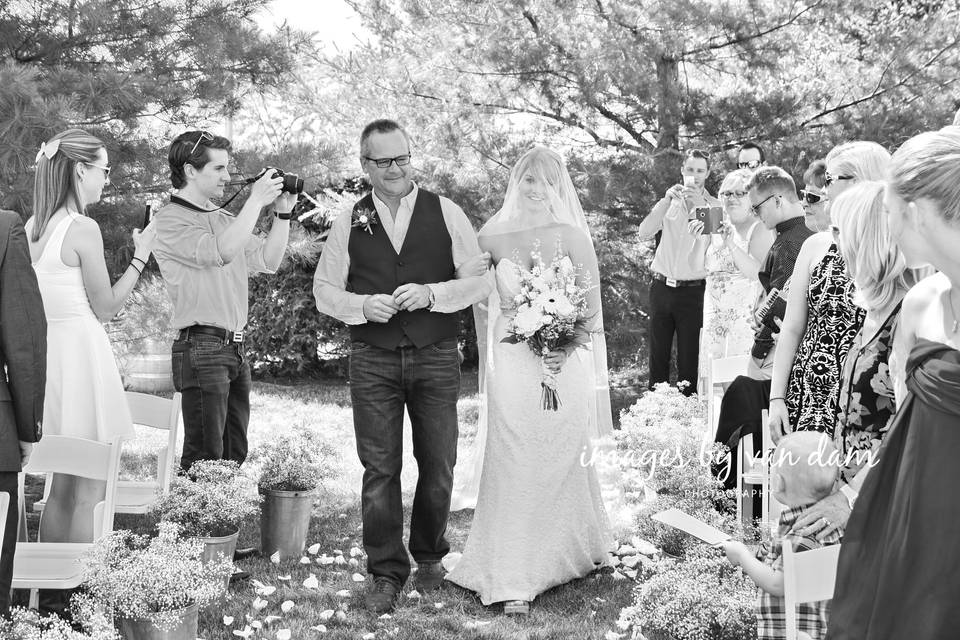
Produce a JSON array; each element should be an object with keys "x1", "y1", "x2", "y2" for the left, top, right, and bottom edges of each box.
[
  {"x1": 616, "y1": 547, "x2": 758, "y2": 640},
  {"x1": 249, "y1": 425, "x2": 337, "y2": 492},
  {"x1": 616, "y1": 383, "x2": 740, "y2": 557},
  {"x1": 151, "y1": 460, "x2": 256, "y2": 537},
  {"x1": 80, "y1": 523, "x2": 232, "y2": 632}
]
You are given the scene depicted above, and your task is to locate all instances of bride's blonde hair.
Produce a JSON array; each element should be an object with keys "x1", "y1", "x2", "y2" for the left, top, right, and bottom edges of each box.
[{"x1": 32, "y1": 128, "x2": 104, "y2": 241}]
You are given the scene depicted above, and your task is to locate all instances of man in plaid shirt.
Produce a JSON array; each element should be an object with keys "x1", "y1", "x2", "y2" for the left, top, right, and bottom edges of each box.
[{"x1": 721, "y1": 432, "x2": 843, "y2": 639}]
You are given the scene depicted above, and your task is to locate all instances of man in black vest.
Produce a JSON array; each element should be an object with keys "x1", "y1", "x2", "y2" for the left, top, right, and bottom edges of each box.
[{"x1": 314, "y1": 120, "x2": 491, "y2": 612}]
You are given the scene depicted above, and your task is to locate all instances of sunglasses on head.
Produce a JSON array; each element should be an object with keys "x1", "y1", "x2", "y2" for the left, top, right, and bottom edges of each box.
[
  {"x1": 799, "y1": 190, "x2": 827, "y2": 205},
  {"x1": 824, "y1": 173, "x2": 854, "y2": 187},
  {"x1": 187, "y1": 130, "x2": 214, "y2": 157},
  {"x1": 737, "y1": 160, "x2": 762, "y2": 170}
]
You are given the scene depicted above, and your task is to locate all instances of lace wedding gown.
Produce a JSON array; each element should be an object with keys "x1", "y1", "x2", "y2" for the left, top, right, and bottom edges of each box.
[{"x1": 446, "y1": 257, "x2": 612, "y2": 604}]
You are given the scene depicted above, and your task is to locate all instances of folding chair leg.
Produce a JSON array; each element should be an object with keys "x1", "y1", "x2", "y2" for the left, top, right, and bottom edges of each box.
[{"x1": 29, "y1": 588, "x2": 38, "y2": 610}]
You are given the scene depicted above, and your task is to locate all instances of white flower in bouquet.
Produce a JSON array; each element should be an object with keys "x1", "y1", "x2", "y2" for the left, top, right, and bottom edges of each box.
[{"x1": 513, "y1": 304, "x2": 547, "y2": 337}]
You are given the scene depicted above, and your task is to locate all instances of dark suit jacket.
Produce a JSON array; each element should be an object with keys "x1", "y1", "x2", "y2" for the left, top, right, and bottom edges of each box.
[{"x1": 0, "y1": 210, "x2": 46, "y2": 472}]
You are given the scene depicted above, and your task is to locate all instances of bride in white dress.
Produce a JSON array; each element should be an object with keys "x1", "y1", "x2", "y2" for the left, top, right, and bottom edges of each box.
[{"x1": 446, "y1": 147, "x2": 613, "y2": 614}]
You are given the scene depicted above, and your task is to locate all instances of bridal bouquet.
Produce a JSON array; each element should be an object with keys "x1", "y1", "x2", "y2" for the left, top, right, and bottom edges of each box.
[{"x1": 501, "y1": 242, "x2": 591, "y2": 410}]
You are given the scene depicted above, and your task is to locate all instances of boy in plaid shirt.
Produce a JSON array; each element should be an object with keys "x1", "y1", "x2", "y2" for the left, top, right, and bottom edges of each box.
[{"x1": 720, "y1": 432, "x2": 843, "y2": 640}]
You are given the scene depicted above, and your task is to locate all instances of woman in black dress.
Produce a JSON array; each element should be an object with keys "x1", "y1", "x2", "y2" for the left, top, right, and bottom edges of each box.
[{"x1": 828, "y1": 127, "x2": 960, "y2": 639}]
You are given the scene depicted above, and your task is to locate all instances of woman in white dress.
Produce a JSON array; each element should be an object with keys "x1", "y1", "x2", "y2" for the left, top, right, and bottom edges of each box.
[
  {"x1": 27, "y1": 129, "x2": 154, "y2": 546},
  {"x1": 686, "y1": 169, "x2": 773, "y2": 373},
  {"x1": 446, "y1": 147, "x2": 613, "y2": 615}
]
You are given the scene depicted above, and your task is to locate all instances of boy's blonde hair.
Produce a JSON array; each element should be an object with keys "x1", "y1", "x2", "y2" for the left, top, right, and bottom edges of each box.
[{"x1": 772, "y1": 432, "x2": 838, "y2": 502}]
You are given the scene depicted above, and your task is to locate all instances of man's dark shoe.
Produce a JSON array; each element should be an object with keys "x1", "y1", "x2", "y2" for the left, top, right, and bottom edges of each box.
[
  {"x1": 233, "y1": 547, "x2": 258, "y2": 561},
  {"x1": 365, "y1": 577, "x2": 400, "y2": 613},
  {"x1": 229, "y1": 570, "x2": 251, "y2": 584},
  {"x1": 416, "y1": 561, "x2": 446, "y2": 591}
]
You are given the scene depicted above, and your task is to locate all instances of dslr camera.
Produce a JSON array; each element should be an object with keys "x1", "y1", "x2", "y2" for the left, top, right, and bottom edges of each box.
[{"x1": 263, "y1": 167, "x2": 304, "y2": 195}]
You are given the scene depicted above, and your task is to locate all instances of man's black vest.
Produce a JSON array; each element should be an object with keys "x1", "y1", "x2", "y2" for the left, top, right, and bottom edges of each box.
[{"x1": 347, "y1": 189, "x2": 459, "y2": 349}]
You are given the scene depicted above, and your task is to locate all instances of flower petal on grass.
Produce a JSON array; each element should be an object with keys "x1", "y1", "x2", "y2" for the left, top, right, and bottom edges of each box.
[
  {"x1": 434, "y1": 602, "x2": 444, "y2": 609},
  {"x1": 281, "y1": 600, "x2": 295, "y2": 613},
  {"x1": 258, "y1": 585, "x2": 277, "y2": 596},
  {"x1": 335, "y1": 589, "x2": 352, "y2": 597},
  {"x1": 351, "y1": 572, "x2": 365, "y2": 582},
  {"x1": 251, "y1": 621, "x2": 263, "y2": 630},
  {"x1": 270, "y1": 551, "x2": 281, "y2": 564},
  {"x1": 252, "y1": 597, "x2": 269, "y2": 611},
  {"x1": 233, "y1": 626, "x2": 253, "y2": 638},
  {"x1": 277, "y1": 574, "x2": 292, "y2": 581},
  {"x1": 308, "y1": 543, "x2": 322, "y2": 555},
  {"x1": 379, "y1": 613, "x2": 392, "y2": 620},
  {"x1": 406, "y1": 590, "x2": 421, "y2": 599},
  {"x1": 302, "y1": 574, "x2": 320, "y2": 590},
  {"x1": 300, "y1": 556, "x2": 312, "y2": 564},
  {"x1": 464, "y1": 621, "x2": 491, "y2": 629},
  {"x1": 349, "y1": 547, "x2": 362, "y2": 557},
  {"x1": 309, "y1": 625, "x2": 327, "y2": 633},
  {"x1": 317, "y1": 554, "x2": 335, "y2": 566},
  {"x1": 264, "y1": 615, "x2": 281, "y2": 624},
  {"x1": 362, "y1": 634, "x2": 375, "y2": 640},
  {"x1": 277, "y1": 631, "x2": 291, "y2": 640},
  {"x1": 318, "y1": 610, "x2": 335, "y2": 621},
  {"x1": 223, "y1": 616, "x2": 234, "y2": 625}
]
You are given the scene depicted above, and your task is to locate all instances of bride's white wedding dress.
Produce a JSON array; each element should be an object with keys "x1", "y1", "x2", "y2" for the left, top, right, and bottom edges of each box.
[{"x1": 445, "y1": 257, "x2": 612, "y2": 604}]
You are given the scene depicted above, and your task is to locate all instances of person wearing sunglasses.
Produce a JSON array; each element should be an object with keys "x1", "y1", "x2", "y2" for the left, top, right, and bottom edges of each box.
[
  {"x1": 685, "y1": 169, "x2": 774, "y2": 378},
  {"x1": 766, "y1": 141, "x2": 891, "y2": 443},
  {"x1": 23, "y1": 128, "x2": 155, "y2": 614},
  {"x1": 313, "y1": 119, "x2": 491, "y2": 613},
  {"x1": 637, "y1": 148, "x2": 719, "y2": 395},
  {"x1": 800, "y1": 160, "x2": 830, "y2": 233},
  {"x1": 152, "y1": 130, "x2": 294, "y2": 476},
  {"x1": 737, "y1": 141, "x2": 766, "y2": 170}
]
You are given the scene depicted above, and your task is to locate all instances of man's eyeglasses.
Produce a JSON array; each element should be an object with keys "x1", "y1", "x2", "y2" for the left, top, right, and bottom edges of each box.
[
  {"x1": 85, "y1": 162, "x2": 111, "y2": 178},
  {"x1": 719, "y1": 190, "x2": 748, "y2": 199},
  {"x1": 824, "y1": 173, "x2": 854, "y2": 187},
  {"x1": 363, "y1": 154, "x2": 412, "y2": 169},
  {"x1": 799, "y1": 190, "x2": 828, "y2": 205},
  {"x1": 187, "y1": 130, "x2": 214, "y2": 157},
  {"x1": 750, "y1": 193, "x2": 779, "y2": 216},
  {"x1": 737, "y1": 160, "x2": 762, "y2": 170}
]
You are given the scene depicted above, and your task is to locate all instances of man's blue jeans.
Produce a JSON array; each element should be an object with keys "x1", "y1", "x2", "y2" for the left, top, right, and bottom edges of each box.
[
  {"x1": 349, "y1": 338, "x2": 460, "y2": 586},
  {"x1": 172, "y1": 334, "x2": 251, "y2": 472}
]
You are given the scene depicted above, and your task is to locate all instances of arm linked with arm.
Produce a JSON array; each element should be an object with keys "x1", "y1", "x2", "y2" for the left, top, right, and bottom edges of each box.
[{"x1": 426, "y1": 199, "x2": 493, "y2": 312}]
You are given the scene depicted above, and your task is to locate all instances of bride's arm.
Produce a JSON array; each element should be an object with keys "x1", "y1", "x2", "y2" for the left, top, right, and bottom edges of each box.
[{"x1": 567, "y1": 228, "x2": 603, "y2": 342}]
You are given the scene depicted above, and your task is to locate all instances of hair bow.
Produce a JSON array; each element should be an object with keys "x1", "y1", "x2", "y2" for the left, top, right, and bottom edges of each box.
[{"x1": 35, "y1": 139, "x2": 61, "y2": 164}]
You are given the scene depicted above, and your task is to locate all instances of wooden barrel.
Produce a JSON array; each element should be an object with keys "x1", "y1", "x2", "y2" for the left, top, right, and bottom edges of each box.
[{"x1": 124, "y1": 339, "x2": 174, "y2": 393}]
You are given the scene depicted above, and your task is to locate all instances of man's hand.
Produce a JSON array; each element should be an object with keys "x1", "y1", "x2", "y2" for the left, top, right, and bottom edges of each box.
[
  {"x1": 392, "y1": 283, "x2": 431, "y2": 311},
  {"x1": 19, "y1": 441, "x2": 33, "y2": 468},
  {"x1": 249, "y1": 170, "x2": 284, "y2": 209},
  {"x1": 363, "y1": 294, "x2": 400, "y2": 323},
  {"x1": 273, "y1": 191, "x2": 298, "y2": 217},
  {"x1": 719, "y1": 540, "x2": 751, "y2": 567}
]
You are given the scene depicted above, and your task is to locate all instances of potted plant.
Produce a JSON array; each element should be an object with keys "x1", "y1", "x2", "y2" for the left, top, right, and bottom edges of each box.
[
  {"x1": 249, "y1": 426, "x2": 335, "y2": 559},
  {"x1": 79, "y1": 523, "x2": 232, "y2": 640},
  {"x1": 0, "y1": 604, "x2": 119, "y2": 640},
  {"x1": 151, "y1": 459, "x2": 256, "y2": 587}
]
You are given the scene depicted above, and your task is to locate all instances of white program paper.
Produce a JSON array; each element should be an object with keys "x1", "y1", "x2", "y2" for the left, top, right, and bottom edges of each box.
[{"x1": 651, "y1": 508, "x2": 732, "y2": 546}]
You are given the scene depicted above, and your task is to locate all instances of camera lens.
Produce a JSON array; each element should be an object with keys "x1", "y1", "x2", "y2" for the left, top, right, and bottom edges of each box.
[{"x1": 282, "y1": 173, "x2": 304, "y2": 194}]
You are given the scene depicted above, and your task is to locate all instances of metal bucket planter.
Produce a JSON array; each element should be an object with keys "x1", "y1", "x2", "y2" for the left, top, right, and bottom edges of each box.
[
  {"x1": 124, "y1": 338, "x2": 174, "y2": 393},
  {"x1": 117, "y1": 602, "x2": 198, "y2": 640},
  {"x1": 260, "y1": 488, "x2": 317, "y2": 560},
  {"x1": 194, "y1": 527, "x2": 239, "y2": 593}
]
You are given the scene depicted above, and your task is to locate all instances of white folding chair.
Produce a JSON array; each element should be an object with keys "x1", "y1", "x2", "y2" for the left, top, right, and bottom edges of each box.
[
  {"x1": 782, "y1": 538, "x2": 842, "y2": 640},
  {"x1": 705, "y1": 354, "x2": 750, "y2": 434},
  {"x1": 114, "y1": 391, "x2": 182, "y2": 513},
  {"x1": 33, "y1": 392, "x2": 181, "y2": 515},
  {"x1": 13, "y1": 435, "x2": 123, "y2": 608},
  {"x1": 737, "y1": 409, "x2": 782, "y2": 524},
  {"x1": 0, "y1": 491, "x2": 8, "y2": 551}
]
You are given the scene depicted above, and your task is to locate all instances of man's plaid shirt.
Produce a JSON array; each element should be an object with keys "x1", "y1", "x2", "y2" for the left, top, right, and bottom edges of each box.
[{"x1": 757, "y1": 503, "x2": 843, "y2": 640}]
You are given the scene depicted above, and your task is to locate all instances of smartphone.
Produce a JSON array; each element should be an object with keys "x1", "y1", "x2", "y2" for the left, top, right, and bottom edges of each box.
[
  {"x1": 692, "y1": 206, "x2": 723, "y2": 234},
  {"x1": 682, "y1": 175, "x2": 696, "y2": 188},
  {"x1": 142, "y1": 204, "x2": 152, "y2": 229}
]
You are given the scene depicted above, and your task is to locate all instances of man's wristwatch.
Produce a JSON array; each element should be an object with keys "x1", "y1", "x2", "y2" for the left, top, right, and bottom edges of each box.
[
  {"x1": 426, "y1": 287, "x2": 436, "y2": 311},
  {"x1": 839, "y1": 484, "x2": 858, "y2": 509},
  {"x1": 274, "y1": 210, "x2": 293, "y2": 220}
]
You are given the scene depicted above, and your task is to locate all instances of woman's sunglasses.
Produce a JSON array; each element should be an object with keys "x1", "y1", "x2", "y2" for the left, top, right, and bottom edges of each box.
[
  {"x1": 823, "y1": 173, "x2": 854, "y2": 187},
  {"x1": 799, "y1": 190, "x2": 828, "y2": 205}
]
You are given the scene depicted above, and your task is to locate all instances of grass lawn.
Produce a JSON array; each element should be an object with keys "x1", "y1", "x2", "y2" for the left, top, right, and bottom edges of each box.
[{"x1": 22, "y1": 373, "x2": 640, "y2": 639}]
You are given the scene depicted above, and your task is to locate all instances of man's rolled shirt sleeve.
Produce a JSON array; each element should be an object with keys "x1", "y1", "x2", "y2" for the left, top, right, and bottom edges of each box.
[
  {"x1": 426, "y1": 198, "x2": 492, "y2": 313},
  {"x1": 155, "y1": 213, "x2": 225, "y2": 268},
  {"x1": 313, "y1": 210, "x2": 369, "y2": 325}
]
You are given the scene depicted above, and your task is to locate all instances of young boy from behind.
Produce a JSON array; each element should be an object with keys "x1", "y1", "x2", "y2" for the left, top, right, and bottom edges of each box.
[{"x1": 720, "y1": 431, "x2": 842, "y2": 640}]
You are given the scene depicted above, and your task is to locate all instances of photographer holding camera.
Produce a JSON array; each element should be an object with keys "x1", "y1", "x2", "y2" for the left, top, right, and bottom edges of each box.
[{"x1": 152, "y1": 130, "x2": 296, "y2": 472}]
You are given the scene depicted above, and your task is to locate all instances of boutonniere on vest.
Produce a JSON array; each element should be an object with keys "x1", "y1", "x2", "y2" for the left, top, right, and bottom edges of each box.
[{"x1": 351, "y1": 207, "x2": 379, "y2": 235}]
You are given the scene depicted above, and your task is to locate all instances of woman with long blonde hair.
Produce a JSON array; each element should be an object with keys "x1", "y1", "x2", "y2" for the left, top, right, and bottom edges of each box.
[{"x1": 26, "y1": 129, "x2": 154, "y2": 589}]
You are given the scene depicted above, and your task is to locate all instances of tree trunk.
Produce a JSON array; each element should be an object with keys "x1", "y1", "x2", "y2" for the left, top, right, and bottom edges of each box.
[{"x1": 654, "y1": 55, "x2": 681, "y2": 194}]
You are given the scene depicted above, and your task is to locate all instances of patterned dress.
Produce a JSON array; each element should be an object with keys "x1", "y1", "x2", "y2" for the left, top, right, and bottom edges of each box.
[
  {"x1": 786, "y1": 243, "x2": 865, "y2": 434},
  {"x1": 836, "y1": 303, "x2": 901, "y2": 483},
  {"x1": 699, "y1": 222, "x2": 761, "y2": 374}
]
